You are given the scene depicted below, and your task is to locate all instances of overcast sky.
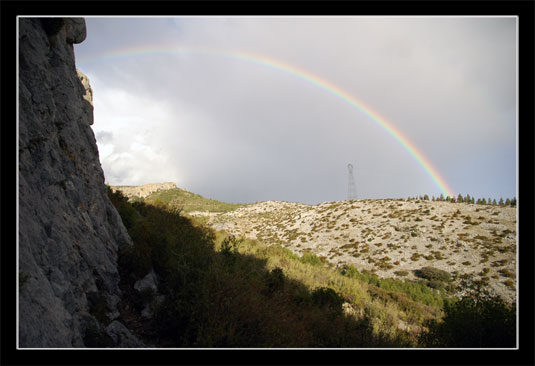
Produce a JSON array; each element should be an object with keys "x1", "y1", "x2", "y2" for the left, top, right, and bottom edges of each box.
[{"x1": 74, "y1": 16, "x2": 516, "y2": 205}]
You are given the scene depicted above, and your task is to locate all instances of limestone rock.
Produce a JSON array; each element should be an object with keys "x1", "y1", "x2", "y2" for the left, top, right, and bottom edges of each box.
[
  {"x1": 105, "y1": 321, "x2": 145, "y2": 348},
  {"x1": 77, "y1": 69, "x2": 93, "y2": 107},
  {"x1": 134, "y1": 270, "x2": 159, "y2": 293},
  {"x1": 64, "y1": 18, "x2": 86, "y2": 44},
  {"x1": 18, "y1": 17, "x2": 138, "y2": 347}
]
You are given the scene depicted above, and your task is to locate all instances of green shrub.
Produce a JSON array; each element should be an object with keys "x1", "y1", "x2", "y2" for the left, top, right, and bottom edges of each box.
[
  {"x1": 394, "y1": 270, "x2": 409, "y2": 277},
  {"x1": 107, "y1": 186, "x2": 138, "y2": 230},
  {"x1": 264, "y1": 267, "x2": 285, "y2": 295},
  {"x1": 299, "y1": 252, "x2": 323, "y2": 266},
  {"x1": 220, "y1": 235, "x2": 241, "y2": 265},
  {"x1": 426, "y1": 280, "x2": 445, "y2": 290},
  {"x1": 311, "y1": 287, "x2": 345, "y2": 313},
  {"x1": 420, "y1": 287, "x2": 516, "y2": 347},
  {"x1": 415, "y1": 267, "x2": 450, "y2": 282}
]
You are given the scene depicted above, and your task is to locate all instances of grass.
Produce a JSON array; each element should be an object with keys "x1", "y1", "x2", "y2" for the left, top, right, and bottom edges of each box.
[
  {"x1": 108, "y1": 187, "x2": 517, "y2": 348},
  {"x1": 110, "y1": 189, "x2": 424, "y2": 347},
  {"x1": 144, "y1": 187, "x2": 245, "y2": 213}
]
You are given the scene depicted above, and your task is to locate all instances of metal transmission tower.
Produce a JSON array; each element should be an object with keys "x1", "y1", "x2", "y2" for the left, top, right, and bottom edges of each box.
[{"x1": 347, "y1": 163, "x2": 357, "y2": 201}]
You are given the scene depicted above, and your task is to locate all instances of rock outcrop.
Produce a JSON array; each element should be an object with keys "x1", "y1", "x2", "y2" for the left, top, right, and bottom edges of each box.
[
  {"x1": 18, "y1": 18, "x2": 142, "y2": 347},
  {"x1": 110, "y1": 182, "x2": 177, "y2": 199}
]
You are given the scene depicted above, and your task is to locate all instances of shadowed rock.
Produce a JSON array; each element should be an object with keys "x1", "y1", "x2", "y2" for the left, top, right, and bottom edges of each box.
[{"x1": 18, "y1": 17, "x2": 141, "y2": 347}]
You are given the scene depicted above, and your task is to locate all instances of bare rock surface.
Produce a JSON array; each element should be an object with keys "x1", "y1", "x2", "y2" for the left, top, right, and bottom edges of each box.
[
  {"x1": 105, "y1": 321, "x2": 145, "y2": 348},
  {"x1": 134, "y1": 270, "x2": 159, "y2": 293},
  {"x1": 18, "y1": 18, "x2": 140, "y2": 347}
]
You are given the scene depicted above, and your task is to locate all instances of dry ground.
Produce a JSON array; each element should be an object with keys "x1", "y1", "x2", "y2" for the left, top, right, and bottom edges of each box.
[{"x1": 190, "y1": 199, "x2": 517, "y2": 303}]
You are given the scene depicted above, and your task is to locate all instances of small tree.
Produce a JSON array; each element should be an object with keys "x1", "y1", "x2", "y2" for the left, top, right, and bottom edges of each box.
[
  {"x1": 423, "y1": 194, "x2": 429, "y2": 201},
  {"x1": 457, "y1": 194, "x2": 463, "y2": 203},
  {"x1": 499, "y1": 198, "x2": 504, "y2": 206},
  {"x1": 505, "y1": 198, "x2": 511, "y2": 206}
]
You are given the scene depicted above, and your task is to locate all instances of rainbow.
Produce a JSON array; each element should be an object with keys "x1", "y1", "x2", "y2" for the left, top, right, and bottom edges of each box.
[{"x1": 77, "y1": 46, "x2": 456, "y2": 198}]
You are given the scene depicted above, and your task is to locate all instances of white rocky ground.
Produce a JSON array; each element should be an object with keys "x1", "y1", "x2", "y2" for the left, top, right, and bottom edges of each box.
[{"x1": 190, "y1": 199, "x2": 517, "y2": 304}]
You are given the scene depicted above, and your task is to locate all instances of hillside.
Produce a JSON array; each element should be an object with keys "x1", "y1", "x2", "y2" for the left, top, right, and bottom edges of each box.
[
  {"x1": 192, "y1": 198, "x2": 517, "y2": 304},
  {"x1": 108, "y1": 187, "x2": 517, "y2": 348},
  {"x1": 117, "y1": 184, "x2": 517, "y2": 305},
  {"x1": 111, "y1": 184, "x2": 245, "y2": 213}
]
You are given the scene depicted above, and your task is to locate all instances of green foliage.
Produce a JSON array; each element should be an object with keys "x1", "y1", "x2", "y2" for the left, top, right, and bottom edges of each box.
[
  {"x1": 415, "y1": 267, "x2": 450, "y2": 282},
  {"x1": 110, "y1": 191, "x2": 515, "y2": 348},
  {"x1": 299, "y1": 252, "x2": 324, "y2": 266},
  {"x1": 220, "y1": 235, "x2": 241, "y2": 265},
  {"x1": 264, "y1": 267, "x2": 285, "y2": 295},
  {"x1": 144, "y1": 187, "x2": 244, "y2": 214},
  {"x1": 420, "y1": 285, "x2": 516, "y2": 347},
  {"x1": 107, "y1": 186, "x2": 138, "y2": 230},
  {"x1": 110, "y1": 195, "x2": 416, "y2": 347},
  {"x1": 310, "y1": 287, "x2": 345, "y2": 313},
  {"x1": 340, "y1": 265, "x2": 446, "y2": 308}
]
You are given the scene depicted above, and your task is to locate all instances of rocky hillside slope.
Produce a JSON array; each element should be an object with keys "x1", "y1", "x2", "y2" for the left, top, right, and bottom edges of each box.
[
  {"x1": 110, "y1": 182, "x2": 177, "y2": 199},
  {"x1": 192, "y1": 199, "x2": 517, "y2": 304},
  {"x1": 18, "y1": 18, "x2": 142, "y2": 347}
]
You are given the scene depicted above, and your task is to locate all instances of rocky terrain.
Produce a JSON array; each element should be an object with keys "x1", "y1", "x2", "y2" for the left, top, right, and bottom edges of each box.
[
  {"x1": 191, "y1": 198, "x2": 517, "y2": 304},
  {"x1": 110, "y1": 182, "x2": 177, "y2": 199},
  {"x1": 18, "y1": 18, "x2": 142, "y2": 347}
]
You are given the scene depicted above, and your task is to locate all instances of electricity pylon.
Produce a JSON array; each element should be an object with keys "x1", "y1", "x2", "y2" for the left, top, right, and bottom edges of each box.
[{"x1": 347, "y1": 163, "x2": 357, "y2": 201}]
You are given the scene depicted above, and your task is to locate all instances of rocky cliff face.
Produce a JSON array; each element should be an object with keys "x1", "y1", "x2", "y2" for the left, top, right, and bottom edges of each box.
[
  {"x1": 18, "y1": 18, "x2": 142, "y2": 347},
  {"x1": 110, "y1": 182, "x2": 178, "y2": 199}
]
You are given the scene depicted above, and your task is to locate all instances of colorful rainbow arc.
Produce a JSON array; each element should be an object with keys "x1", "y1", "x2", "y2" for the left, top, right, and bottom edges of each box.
[{"x1": 77, "y1": 46, "x2": 456, "y2": 198}]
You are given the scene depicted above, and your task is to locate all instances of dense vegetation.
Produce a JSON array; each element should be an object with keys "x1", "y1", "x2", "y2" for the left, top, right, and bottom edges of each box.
[{"x1": 107, "y1": 187, "x2": 516, "y2": 348}]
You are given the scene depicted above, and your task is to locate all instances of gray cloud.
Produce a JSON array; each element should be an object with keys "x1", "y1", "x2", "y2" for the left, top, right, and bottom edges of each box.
[{"x1": 75, "y1": 16, "x2": 517, "y2": 204}]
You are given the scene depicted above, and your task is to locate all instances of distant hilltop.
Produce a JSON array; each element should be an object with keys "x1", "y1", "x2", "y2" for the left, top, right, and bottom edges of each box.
[{"x1": 110, "y1": 182, "x2": 177, "y2": 198}]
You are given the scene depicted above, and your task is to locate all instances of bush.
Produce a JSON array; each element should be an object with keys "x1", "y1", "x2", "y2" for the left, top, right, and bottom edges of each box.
[
  {"x1": 264, "y1": 267, "x2": 285, "y2": 295},
  {"x1": 415, "y1": 267, "x2": 450, "y2": 282},
  {"x1": 394, "y1": 270, "x2": 409, "y2": 277},
  {"x1": 299, "y1": 252, "x2": 323, "y2": 266},
  {"x1": 426, "y1": 279, "x2": 445, "y2": 290},
  {"x1": 107, "y1": 186, "x2": 138, "y2": 230},
  {"x1": 421, "y1": 286, "x2": 516, "y2": 347},
  {"x1": 220, "y1": 235, "x2": 241, "y2": 265},
  {"x1": 311, "y1": 287, "x2": 345, "y2": 313}
]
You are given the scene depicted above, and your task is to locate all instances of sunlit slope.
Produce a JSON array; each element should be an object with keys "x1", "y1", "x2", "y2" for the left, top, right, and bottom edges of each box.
[
  {"x1": 138, "y1": 187, "x2": 246, "y2": 213},
  {"x1": 110, "y1": 187, "x2": 516, "y2": 348},
  {"x1": 127, "y1": 185, "x2": 516, "y2": 304},
  {"x1": 192, "y1": 199, "x2": 517, "y2": 304}
]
